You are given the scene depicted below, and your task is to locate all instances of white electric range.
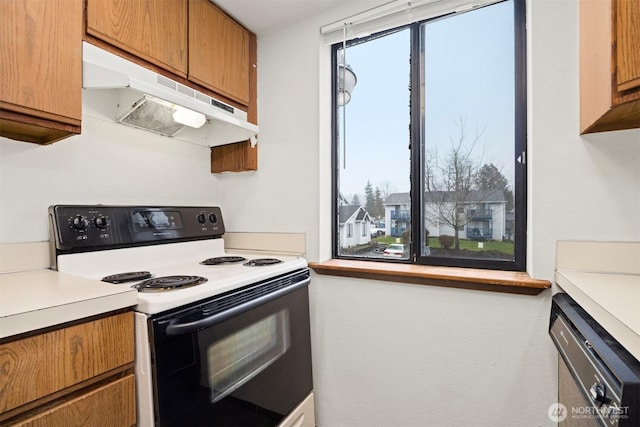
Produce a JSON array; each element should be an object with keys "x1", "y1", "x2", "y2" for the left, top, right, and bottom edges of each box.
[{"x1": 49, "y1": 205, "x2": 315, "y2": 427}]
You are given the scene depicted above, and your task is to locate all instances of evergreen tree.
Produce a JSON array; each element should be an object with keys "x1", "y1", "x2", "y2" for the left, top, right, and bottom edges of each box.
[
  {"x1": 364, "y1": 180, "x2": 375, "y2": 215},
  {"x1": 374, "y1": 186, "x2": 384, "y2": 218},
  {"x1": 474, "y1": 163, "x2": 513, "y2": 211}
]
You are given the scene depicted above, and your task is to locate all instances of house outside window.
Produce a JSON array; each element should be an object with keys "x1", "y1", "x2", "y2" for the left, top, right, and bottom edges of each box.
[
  {"x1": 331, "y1": 0, "x2": 526, "y2": 271},
  {"x1": 338, "y1": 196, "x2": 372, "y2": 253}
]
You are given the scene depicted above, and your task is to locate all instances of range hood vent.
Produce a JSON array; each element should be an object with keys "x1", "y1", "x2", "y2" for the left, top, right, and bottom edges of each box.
[
  {"x1": 82, "y1": 42, "x2": 258, "y2": 147},
  {"x1": 118, "y1": 95, "x2": 187, "y2": 137}
]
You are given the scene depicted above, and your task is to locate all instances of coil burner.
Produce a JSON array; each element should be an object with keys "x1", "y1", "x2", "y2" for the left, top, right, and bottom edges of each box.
[
  {"x1": 243, "y1": 258, "x2": 283, "y2": 267},
  {"x1": 133, "y1": 275, "x2": 208, "y2": 292},
  {"x1": 102, "y1": 271, "x2": 153, "y2": 284},
  {"x1": 200, "y1": 256, "x2": 247, "y2": 265}
]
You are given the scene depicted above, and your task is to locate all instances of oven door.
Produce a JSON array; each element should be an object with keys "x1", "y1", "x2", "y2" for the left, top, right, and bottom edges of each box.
[{"x1": 150, "y1": 269, "x2": 313, "y2": 427}]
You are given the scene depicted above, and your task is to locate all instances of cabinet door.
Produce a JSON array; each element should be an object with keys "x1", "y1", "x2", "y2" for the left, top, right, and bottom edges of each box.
[
  {"x1": 0, "y1": 312, "x2": 134, "y2": 415},
  {"x1": 11, "y1": 374, "x2": 136, "y2": 427},
  {"x1": 86, "y1": 0, "x2": 188, "y2": 77},
  {"x1": 0, "y1": 0, "x2": 82, "y2": 143},
  {"x1": 189, "y1": 0, "x2": 250, "y2": 106},
  {"x1": 580, "y1": 0, "x2": 640, "y2": 133},
  {"x1": 211, "y1": 140, "x2": 257, "y2": 173},
  {"x1": 616, "y1": 0, "x2": 640, "y2": 92}
]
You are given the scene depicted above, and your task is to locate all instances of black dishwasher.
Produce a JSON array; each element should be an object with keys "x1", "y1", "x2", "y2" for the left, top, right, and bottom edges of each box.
[{"x1": 549, "y1": 293, "x2": 640, "y2": 427}]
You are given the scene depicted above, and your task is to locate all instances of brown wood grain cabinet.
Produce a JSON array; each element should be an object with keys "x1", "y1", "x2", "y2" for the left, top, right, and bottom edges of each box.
[
  {"x1": 189, "y1": 0, "x2": 251, "y2": 106},
  {"x1": 10, "y1": 375, "x2": 135, "y2": 427},
  {"x1": 0, "y1": 0, "x2": 83, "y2": 144},
  {"x1": 86, "y1": 0, "x2": 188, "y2": 78},
  {"x1": 85, "y1": 0, "x2": 258, "y2": 172},
  {"x1": 616, "y1": 0, "x2": 640, "y2": 92},
  {"x1": 211, "y1": 140, "x2": 258, "y2": 173},
  {"x1": 580, "y1": 0, "x2": 640, "y2": 134},
  {"x1": 86, "y1": 0, "x2": 252, "y2": 109},
  {"x1": 211, "y1": 28, "x2": 258, "y2": 173},
  {"x1": 0, "y1": 312, "x2": 136, "y2": 426}
]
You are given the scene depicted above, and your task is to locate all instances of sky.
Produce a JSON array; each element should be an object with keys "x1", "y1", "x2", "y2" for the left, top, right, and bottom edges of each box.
[{"x1": 337, "y1": 0, "x2": 515, "y2": 201}]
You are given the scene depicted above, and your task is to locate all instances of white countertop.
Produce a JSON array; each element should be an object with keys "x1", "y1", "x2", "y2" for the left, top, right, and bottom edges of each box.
[
  {"x1": 556, "y1": 270, "x2": 640, "y2": 361},
  {"x1": 0, "y1": 269, "x2": 138, "y2": 340},
  {"x1": 555, "y1": 241, "x2": 640, "y2": 362},
  {"x1": 0, "y1": 234, "x2": 305, "y2": 341}
]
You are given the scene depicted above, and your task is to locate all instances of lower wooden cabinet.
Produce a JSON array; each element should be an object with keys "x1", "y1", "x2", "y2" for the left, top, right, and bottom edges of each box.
[
  {"x1": 0, "y1": 312, "x2": 135, "y2": 426},
  {"x1": 11, "y1": 375, "x2": 135, "y2": 427}
]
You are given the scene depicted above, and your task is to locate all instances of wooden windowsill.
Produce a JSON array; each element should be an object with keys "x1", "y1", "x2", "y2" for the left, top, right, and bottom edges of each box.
[{"x1": 308, "y1": 259, "x2": 551, "y2": 295}]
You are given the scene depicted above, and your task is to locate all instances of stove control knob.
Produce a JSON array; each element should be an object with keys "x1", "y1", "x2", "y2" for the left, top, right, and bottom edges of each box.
[
  {"x1": 590, "y1": 383, "x2": 607, "y2": 405},
  {"x1": 72, "y1": 215, "x2": 89, "y2": 231},
  {"x1": 94, "y1": 215, "x2": 110, "y2": 229},
  {"x1": 209, "y1": 213, "x2": 218, "y2": 224},
  {"x1": 197, "y1": 213, "x2": 207, "y2": 224}
]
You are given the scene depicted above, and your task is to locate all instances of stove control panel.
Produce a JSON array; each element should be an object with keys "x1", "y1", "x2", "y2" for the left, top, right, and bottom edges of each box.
[{"x1": 49, "y1": 205, "x2": 225, "y2": 252}]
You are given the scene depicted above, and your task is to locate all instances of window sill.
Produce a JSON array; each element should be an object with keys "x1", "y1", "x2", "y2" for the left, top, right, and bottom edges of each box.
[{"x1": 308, "y1": 259, "x2": 551, "y2": 295}]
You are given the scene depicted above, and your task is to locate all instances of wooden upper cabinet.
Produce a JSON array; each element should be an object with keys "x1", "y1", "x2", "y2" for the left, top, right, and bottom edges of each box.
[
  {"x1": 616, "y1": 0, "x2": 640, "y2": 92},
  {"x1": 580, "y1": 0, "x2": 640, "y2": 134},
  {"x1": 189, "y1": 0, "x2": 251, "y2": 106},
  {"x1": 0, "y1": 0, "x2": 82, "y2": 144},
  {"x1": 86, "y1": 0, "x2": 188, "y2": 77}
]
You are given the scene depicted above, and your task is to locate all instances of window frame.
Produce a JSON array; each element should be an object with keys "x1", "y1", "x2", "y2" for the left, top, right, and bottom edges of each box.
[{"x1": 331, "y1": 0, "x2": 527, "y2": 272}]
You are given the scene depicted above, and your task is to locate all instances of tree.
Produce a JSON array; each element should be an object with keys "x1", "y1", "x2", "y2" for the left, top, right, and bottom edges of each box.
[
  {"x1": 474, "y1": 163, "x2": 513, "y2": 211},
  {"x1": 374, "y1": 186, "x2": 384, "y2": 219},
  {"x1": 378, "y1": 181, "x2": 395, "y2": 200},
  {"x1": 351, "y1": 194, "x2": 361, "y2": 205},
  {"x1": 364, "y1": 180, "x2": 375, "y2": 215},
  {"x1": 424, "y1": 118, "x2": 485, "y2": 250}
]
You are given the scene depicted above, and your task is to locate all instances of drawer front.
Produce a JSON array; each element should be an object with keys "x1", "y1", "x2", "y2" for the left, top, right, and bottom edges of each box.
[
  {"x1": 12, "y1": 374, "x2": 136, "y2": 427},
  {"x1": 0, "y1": 312, "x2": 134, "y2": 414},
  {"x1": 278, "y1": 393, "x2": 315, "y2": 427}
]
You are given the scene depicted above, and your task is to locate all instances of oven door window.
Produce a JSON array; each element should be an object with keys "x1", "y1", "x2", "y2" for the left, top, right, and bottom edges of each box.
[
  {"x1": 206, "y1": 309, "x2": 290, "y2": 404},
  {"x1": 151, "y1": 286, "x2": 312, "y2": 427}
]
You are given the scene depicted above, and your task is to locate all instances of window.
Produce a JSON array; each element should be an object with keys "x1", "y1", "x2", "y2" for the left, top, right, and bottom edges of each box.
[{"x1": 332, "y1": 0, "x2": 526, "y2": 271}]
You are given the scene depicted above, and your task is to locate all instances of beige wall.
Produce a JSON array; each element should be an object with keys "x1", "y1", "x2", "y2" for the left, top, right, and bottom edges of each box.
[
  {"x1": 218, "y1": 0, "x2": 640, "y2": 426},
  {"x1": 1, "y1": 0, "x2": 638, "y2": 425},
  {"x1": 0, "y1": 91, "x2": 221, "y2": 243}
]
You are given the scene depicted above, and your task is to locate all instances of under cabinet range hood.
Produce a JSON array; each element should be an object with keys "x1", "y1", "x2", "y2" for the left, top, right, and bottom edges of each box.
[{"x1": 82, "y1": 42, "x2": 258, "y2": 147}]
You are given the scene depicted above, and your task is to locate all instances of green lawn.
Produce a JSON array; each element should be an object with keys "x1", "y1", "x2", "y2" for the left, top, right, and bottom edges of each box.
[
  {"x1": 427, "y1": 237, "x2": 514, "y2": 253},
  {"x1": 373, "y1": 236, "x2": 402, "y2": 246},
  {"x1": 372, "y1": 235, "x2": 514, "y2": 254}
]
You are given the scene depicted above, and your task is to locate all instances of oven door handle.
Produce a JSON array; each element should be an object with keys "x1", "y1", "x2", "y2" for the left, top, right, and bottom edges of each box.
[{"x1": 164, "y1": 276, "x2": 310, "y2": 336}]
